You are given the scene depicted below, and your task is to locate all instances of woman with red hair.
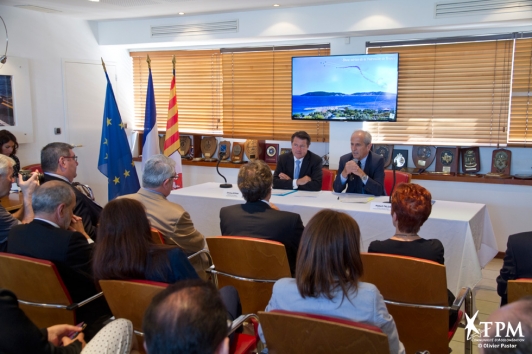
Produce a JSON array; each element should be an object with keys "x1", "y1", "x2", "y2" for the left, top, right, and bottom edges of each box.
[{"x1": 368, "y1": 183, "x2": 457, "y2": 327}]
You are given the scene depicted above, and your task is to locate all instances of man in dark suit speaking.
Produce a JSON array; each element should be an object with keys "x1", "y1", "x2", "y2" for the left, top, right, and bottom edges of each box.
[
  {"x1": 333, "y1": 130, "x2": 385, "y2": 196},
  {"x1": 273, "y1": 131, "x2": 322, "y2": 191},
  {"x1": 220, "y1": 160, "x2": 304, "y2": 275}
]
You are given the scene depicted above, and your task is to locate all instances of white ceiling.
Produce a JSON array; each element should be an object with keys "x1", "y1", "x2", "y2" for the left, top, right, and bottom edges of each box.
[{"x1": 0, "y1": 0, "x2": 370, "y2": 21}]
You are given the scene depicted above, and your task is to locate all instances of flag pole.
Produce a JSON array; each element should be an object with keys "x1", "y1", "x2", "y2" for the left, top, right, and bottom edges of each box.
[
  {"x1": 146, "y1": 54, "x2": 151, "y2": 69},
  {"x1": 101, "y1": 57, "x2": 107, "y2": 73}
]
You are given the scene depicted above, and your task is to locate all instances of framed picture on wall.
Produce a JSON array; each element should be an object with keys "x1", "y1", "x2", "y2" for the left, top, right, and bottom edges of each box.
[{"x1": 0, "y1": 75, "x2": 14, "y2": 126}]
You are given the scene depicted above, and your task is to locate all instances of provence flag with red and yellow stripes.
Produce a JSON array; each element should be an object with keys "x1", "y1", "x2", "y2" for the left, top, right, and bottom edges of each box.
[{"x1": 164, "y1": 61, "x2": 183, "y2": 189}]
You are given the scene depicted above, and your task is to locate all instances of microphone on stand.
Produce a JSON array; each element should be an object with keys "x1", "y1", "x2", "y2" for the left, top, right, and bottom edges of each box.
[
  {"x1": 216, "y1": 153, "x2": 232, "y2": 188},
  {"x1": 385, "y1": 160, "x2": 397, "y2": 204},
  {"x1": 348, "y1": 158, "x2": 359, "y2": 182}
]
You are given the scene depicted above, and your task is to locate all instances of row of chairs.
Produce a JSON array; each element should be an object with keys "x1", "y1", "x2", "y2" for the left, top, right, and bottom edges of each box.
[{"x1": 3, "y1": 236, "x2": 531, "y2": 353}]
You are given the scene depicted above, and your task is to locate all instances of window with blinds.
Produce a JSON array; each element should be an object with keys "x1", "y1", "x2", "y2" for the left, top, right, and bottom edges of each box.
[
  {"x1": 366, "y1": 39, "x2": 513, "y2": 146},
  {"x1": 509, "y1": 38, "x2": 532, "y2": 146},
  {"x1": 131, "y1": 45, "x2": 330, "y2": 142},
  {"x1": 131, "y1": 50, "x2": 222, "y2": 134},
  {"x1": 221, "y1": 45, "x2": 330, "y2": 142}
]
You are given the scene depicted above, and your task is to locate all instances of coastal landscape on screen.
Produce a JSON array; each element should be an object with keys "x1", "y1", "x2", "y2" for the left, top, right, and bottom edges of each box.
[{"x1": 292, "y1": 53, "x2": 398, "y2": 122}]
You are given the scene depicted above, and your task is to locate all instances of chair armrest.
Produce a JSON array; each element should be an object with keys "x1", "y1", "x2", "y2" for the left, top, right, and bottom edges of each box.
[
  {"x1": 451, "y1": 287, "x2": 470, "y2": 311},
  {"x1": 229, "y1": 314, "x2": 259, "y2": 336},
  {"x1": 188, "y1": 249, "x2": 213, "y2": 266},
  {"x1": 66, "y1": 292, "x2": 104, "y2": 310}
]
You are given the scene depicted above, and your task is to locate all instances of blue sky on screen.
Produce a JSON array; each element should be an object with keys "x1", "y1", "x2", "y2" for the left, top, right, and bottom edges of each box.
[{"x1": 292, "y1": 54, "x2": 398, "y2": 95}]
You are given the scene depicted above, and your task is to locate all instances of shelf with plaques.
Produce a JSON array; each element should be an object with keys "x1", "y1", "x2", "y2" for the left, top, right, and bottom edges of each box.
[{"x1": 411, "y1": 172, "x2": 532, "y2": 186}]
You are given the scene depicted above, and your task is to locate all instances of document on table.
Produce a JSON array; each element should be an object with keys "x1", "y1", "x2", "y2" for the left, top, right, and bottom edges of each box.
[
  {"x1": 293, "y1": 191, "x2": 320, "y2": 198},
  {"x1": 334, "y1": 192, "x2": 375, "y2": 203},
  {"x1": 271, "y1": 189, "x2": 298, "y2": 196}
]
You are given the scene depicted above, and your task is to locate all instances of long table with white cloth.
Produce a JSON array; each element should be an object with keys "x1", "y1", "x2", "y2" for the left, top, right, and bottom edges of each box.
[{"x1": 168, "y1": 182, "x2": 498, "y2": 295}]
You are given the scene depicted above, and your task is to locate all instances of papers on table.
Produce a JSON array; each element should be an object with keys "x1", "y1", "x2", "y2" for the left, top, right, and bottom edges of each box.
[
  {"x1": 271, "y1": 189, "x2": 298, "y2": 196},
  {"x1": 334, "y1": 192, "x2": 375, "y2": 204}
]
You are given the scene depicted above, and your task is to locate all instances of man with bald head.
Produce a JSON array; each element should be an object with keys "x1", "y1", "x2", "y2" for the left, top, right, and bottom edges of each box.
[{"x1": 333, "y1": 130, "x2": 385, "y2": 196}]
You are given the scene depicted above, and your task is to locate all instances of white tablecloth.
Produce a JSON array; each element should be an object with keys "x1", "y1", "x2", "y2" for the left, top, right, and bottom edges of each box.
[{"x1": 169, "y1": 182, "x2": 498, "y2": 294}]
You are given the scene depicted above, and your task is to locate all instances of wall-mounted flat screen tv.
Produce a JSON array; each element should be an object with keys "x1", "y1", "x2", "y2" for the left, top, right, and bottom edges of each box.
[{"x1": 292, "y1": 53, "x2": 398, "y2": 122}]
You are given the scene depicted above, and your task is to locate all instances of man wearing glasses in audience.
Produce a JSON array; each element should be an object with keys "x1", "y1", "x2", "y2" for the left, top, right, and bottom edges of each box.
[{"x1": 41, "y1": 142, "x2": 102, "y2": 240}]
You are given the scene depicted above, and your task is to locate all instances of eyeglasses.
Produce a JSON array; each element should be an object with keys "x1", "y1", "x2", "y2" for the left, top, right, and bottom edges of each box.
[
  {"x1": 62, "y1": 155, "x2": 78, "y2": 162},
  {"x1": 170, "y1": 174, "x2": 180, "y2": 180}
]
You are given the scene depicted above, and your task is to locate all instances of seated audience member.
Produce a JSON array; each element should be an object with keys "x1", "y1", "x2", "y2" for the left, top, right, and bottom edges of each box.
[
  {"x1": 41, "y1": 142, "x2": 102, "y2": 239},
  {"x1": 220, "y1": 160, "x2": 304, "y2": 275},
  {"x1": 120, "y1": 154, "x2": 209, "y2": 276},
  {"x1": 482, "y1": 296, "x2": 532, "y2": 354},
  {"x1": 368, "y1": 183, "x2": 457, "y2": 328},
  {"x1": 92, "y1": 198, "x2": 199, "y2": 284},
  {"x1": 273, "y1": 130, "x2": 322, "y2": 191},
  {"x1": 7, "y1": 181, "x2": 110, "y2": 338},
  {"x1": 496, "y1": 231, "x2": 532, "y2": 306},
  {"x1": 0, "y1": 129, "x2": 21, "y2": 178},
  {"x1": 143, "y1": 280, "x2": 231, "y2": 354},
  {"x1": 0, "y1": 288, "x2": 138, "y2": 354},
  {"x1": 0, "y1": 154, "x2": 38, "y2": 252},
  {"x1": 260, "y1": 209, "x2": 404, "y2": 354}
]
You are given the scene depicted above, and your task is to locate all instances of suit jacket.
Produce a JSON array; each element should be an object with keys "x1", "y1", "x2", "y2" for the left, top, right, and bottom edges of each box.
[
  {"x1": 333, "y1": 151, "x2": 385, "y2": 196},
  {"x1": 43, "y1": 174, "x2": 102, "y2": 240},
  {"x1": 120, "y1": 188, "x2": 208, "y2": 273},
  {"x1": 219, "y1": 201, "x2": 304, "y2": 275},
  {"x1": 0, "y1": 289, "x2": 82, "y2": 354},
  {"x1": 7, "y1": 220, "x2": 96, "y2": 303},
  {"x1": 496, "y1": 232, "x2": 532, "y2": 305},
  {"x1": 273, "y1": 151, "x2": 323, "y2": 191}
]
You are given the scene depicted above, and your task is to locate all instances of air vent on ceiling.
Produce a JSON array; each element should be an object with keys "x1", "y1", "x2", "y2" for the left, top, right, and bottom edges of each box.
[
  {"x1": 14, "y1": 5, "x2": 62, "y2": 13},
  {"x1": 436, "y1": 0, "x2": 532, "y2": 18},
  {"x1": 151, "y1": 20, "x2": 238, "y2": 37}
]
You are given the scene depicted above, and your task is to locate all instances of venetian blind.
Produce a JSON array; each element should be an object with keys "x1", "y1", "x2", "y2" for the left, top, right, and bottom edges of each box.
[
  {"x1": 221, "y1": 45, "x2": 330, "y2": 142},
  {"x1": 508, "y1": 38, "x2": 532, "y2": 146},
  {"x1": 130, "y1": 50, "x2": 222, "y2": 134},
  {"x1": 366, "y1": 40, "x2": 513, "y2": 146}
]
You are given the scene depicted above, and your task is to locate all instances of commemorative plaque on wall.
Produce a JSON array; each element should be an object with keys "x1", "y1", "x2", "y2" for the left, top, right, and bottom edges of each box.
[
  {"x1": 373, "y1": 144, "x2": 393, "y2": 168},
  {"x1": 265, "y1": 143, "x2": 279, "y2": 163},
  {"x1": 392, "y1": 149, "x2": 408, "y2": 169},
  {"x1": 413, "y1": 146, "x2": 436, "y2": 170},
  {"x1": 435, "y1": 147, "x2": 459, "y2": 174},
  {"x1": 491, "y1": 149, "x2": 511, "y2": 175},
  {"x1": 231, "y1": 142, "x2": 245, "y2": 164},
  {"x1": 460, "y1": 147, "x2": 481, "y2": 174},
  {"x1": 244, "y1": 139, "x2": 265, "y2": 161},
  {"x1": 218, "y1": 141, "x2": 231, "y2": 162},
  {"x1": 201, "y1": 136, "x2": 218, "y2": 162},
  {"x1": 191, "y1": 135, "x2": 203, "y2": 160},
  {"x1": 178, "y1": 136, "x2": 192, "y2": 158}
]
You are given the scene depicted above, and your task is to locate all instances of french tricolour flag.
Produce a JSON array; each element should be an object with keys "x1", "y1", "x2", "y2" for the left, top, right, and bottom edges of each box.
[{"x1": 142, "y1": 66, "x2": 160, "y2": 168}]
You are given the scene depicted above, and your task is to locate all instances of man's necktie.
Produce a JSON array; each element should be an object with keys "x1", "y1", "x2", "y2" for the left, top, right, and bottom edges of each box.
[
  {"x1": 357, "y1": 160, "x2": 364, "y2": 194},
  {"x1": 294, "y1": 160, "x2": 301, "y2": 180}
]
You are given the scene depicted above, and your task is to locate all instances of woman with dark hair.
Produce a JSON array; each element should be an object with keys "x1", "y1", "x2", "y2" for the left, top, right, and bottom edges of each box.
[
  {"x1": 92, "y1": 198, "x2": 198, "y2": 283},
  {"x1": 0, "y1": 130, "x2": 20, "y2": 178},
  {"x1": 368, "y1": 183, "x2": 457, "y2": 328},
  {"x1": 260, "y1": 209, "x2": 404, "y2": 354}
]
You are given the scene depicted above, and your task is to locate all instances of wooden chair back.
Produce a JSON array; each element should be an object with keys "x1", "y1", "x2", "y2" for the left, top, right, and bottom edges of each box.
[
  {"x1": 321, "y1": 168, "x2": 335, "y2": 191},
  {"x1": 258, "y1": 310, "x2": 389, "y2": 354},
  {"x1": 150, "y1": 227, "x2": 166, "y2": 244},
  {"x1": 0, "y1": 253, "x2": 76, "y2": 328},
  {"x1": 384, "y1": 170, "x2": 411, "y2": 196},
  {"x1": 206, "y1": 236, "x2": 291, "y2": 314},
  {"x1": 508, "y1": 278, "x2": 532, "y2": 304},
  {"x1": 360, "y1": 253, "x2": 450, "y2": 354},
  {"x1": 99, "y1": 279, "x2": 168, "y2": 333}
]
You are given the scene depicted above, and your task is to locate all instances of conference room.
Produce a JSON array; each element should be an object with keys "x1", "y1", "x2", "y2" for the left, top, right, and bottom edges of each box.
[{"x1": 1, "y1": 0, "x2": 532, "y2": 353}]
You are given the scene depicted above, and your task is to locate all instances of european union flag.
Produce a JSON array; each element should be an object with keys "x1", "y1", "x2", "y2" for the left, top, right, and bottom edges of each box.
[{"x1": 98, "y1": 70, "x2": 140, "y2": 200}]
